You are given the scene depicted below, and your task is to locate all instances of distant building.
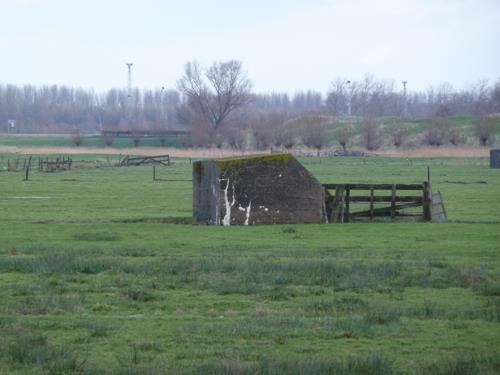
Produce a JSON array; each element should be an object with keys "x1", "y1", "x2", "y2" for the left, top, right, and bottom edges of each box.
[{"x1": 192, "y1": 154, "x2": 328, "y2": 225}]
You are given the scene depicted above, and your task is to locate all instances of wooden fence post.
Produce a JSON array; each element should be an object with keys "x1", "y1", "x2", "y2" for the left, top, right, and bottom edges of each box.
[
  {"x1": 23, "y1": 156, "x2": 32, "y2": 181},
  {"x1": 345, "y1": 186, "x2": 350, "y2": 222},
  {"x1": 370, "y1": 185, "x2": 374, "y2": 221},
  {"x1": 333, "y1": 185, "x2": 345, "y2": 223},
  {"x1": 422, "y1": 181, "x2": 432, "y2": 221},
  {"x1": 391, "y1": 184, "x2": 396, "y2": 220}
]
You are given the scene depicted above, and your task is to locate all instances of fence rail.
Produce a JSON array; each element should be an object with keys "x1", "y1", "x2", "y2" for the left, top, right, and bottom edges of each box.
[
  {"x1": 38, "y1": 156, "x2": 72, "y2": 172},
  {"x1": 119, "y1": 154, "x2": 170, "y2": 167},
  {"x1": 323, "y1": 182, "x2": 433, "y2": 223}
]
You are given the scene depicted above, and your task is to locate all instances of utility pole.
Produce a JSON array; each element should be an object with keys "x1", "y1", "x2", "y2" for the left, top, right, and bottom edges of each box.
[
  {"x1": 7, "y1": 120, "x2": 15, "y2": 134},
  {"x1": 402, "y1": 80, "x2": 408, "y2": 118},
  {"x1": 346, "y1": 80, "x2": 352, "y2": 117},
  {"x1": 125, "y1": 63, "x2": 134, "y2": 123},
  {"x1": 161, "y1": 86, "x2": 168, "y2": 129}
]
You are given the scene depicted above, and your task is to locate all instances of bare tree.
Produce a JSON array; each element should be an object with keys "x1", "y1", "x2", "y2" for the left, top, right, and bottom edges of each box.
[
  {"x1": 493, "y1": 78, "x2": 500, "y2": 112},
  {"x1": 177, "y1": 60, "x2": 252, "y2": 142},
  {"x1": 474, "y1": 117, "x2": 496, "y2": 146},
  {"x1": 274, "y1": 119, "x2": 300, "y2": 151},
  {"x1": 335, "y1": 124, "x2": 354, "y2": 152},
  {"x1": 448, "y1": 127, "x2": 463, "y2": 146},
  {"x1": 251, "y1": 110, "x2": 287, "y2": 150},
  {"x1": 388, "y1": 117, "x2": 408, "y2": 147},
  {"x1": 102, "y1": 132, "x2": 115, "y2": 147},
  {"x1": 326, "y1": 78, "x2": 348, "y2": 116},
  {"x1": 361, "y1": 118, "x2": 381, "y2": 150},
  {"x1": 424, "y1": 120, "x2": 448, "y2": 147},
  {"x1": 225, "y1": 124, "x2": 247, "y2": 151},
  {"x1": 71, "y1": 129, "x2": 84, "y2": 147},
  {"x1": 298, "y1": 115, "x2": 328, "y2": 155},
  {"x1": 131, "y1": 128, "x2": 142, "y2": 147}
]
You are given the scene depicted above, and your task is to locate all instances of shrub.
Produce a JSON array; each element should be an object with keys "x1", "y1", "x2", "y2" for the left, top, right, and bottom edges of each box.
[
  {"x1": 361, "y1": 118, "x2": 380, "y2": 150},
  {"x1": 335, "y1": 125, "x2": 354, "y2": 151},
  {"x1": 473, "y1": 117, "x2": 496, "y2": 146},
  {"x1": 71, "y1": 129, "x2": 84, "y2": 147}
]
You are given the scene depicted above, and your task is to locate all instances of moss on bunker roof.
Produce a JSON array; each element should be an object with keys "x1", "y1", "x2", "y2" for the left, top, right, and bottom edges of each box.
[{"x1": 216, "y1": 153, "x2": 294, "y2": 169}]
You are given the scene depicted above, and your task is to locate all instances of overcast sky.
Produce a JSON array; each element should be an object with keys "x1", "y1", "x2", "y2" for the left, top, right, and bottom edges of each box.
[{"x1": 1, "y1": 0, "x2": 499, "y2": 94}]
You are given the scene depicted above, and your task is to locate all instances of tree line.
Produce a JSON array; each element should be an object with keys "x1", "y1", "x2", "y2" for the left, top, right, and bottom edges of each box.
[{"x1": 1, "y1": 60, "x2": 499, "y2": 149}]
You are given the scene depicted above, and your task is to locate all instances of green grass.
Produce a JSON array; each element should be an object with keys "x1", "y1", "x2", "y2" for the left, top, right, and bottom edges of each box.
[{"x1": 0, "y1": 155, "x2": 499, "y2": 374}]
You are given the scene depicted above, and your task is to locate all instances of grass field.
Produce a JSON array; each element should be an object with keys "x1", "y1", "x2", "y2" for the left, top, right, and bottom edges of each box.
[{"x1": 0, "y1": 154, "x2": 499, "y2": 374}]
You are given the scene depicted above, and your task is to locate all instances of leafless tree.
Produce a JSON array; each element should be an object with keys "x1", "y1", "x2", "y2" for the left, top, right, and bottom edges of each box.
[
  {"x1": 448, "y1": 126, "x2": 463, "y2": 146},
  {"x1": 326, "y1": 78, "x2": 348, "y2": 116},
  {"x1": 361, "y1": 118, "x2": 380, "y2": 150},
  {"x1": 298, "y1": 115, "x2": 328, "y2": 155},
  {"x1": 177, "y1": 60, "x2": 252, "y2": 141},
  {"x1": 131, "y1": 128, "x2": 142, "y2": 147},
  {"x1": 474, "y1": 117, "x2": 496, "y2": 146},
  {"x1": 102, "y1": 132, "x2": 115, "y2": 147},
  {"x1": 251, "y1": 110, "x2": 287, "y2": 150},
  {"x1": 274, "y1": 118, "x2": 300, "y2": 151},
  {"x1": 388, "y1": 117, "x2": 408, "y2": 147},
  {"x1": 493, "y1": 78, "x2": 500, "y2": 112},
  {"x1": 225, "y1": 124, "x2": 247, "y2": 151},
  {"x1": 424, "y1": 121, "x2": 448, "y2": 147},
  {"x1": 71, "y1": 129, "x2": 84, "y2": 147},
  {"x1": 335, "y1": 124, "x2": 354, "y2": 152}
]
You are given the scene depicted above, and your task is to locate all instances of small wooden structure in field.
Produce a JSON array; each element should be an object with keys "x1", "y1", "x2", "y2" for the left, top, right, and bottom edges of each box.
[
  {"x1": 192, "y1": 154, "x2": 327, "y2": 225},
  {"x1": 491, "y1": 149, "x2": 500, "y2": 168}
]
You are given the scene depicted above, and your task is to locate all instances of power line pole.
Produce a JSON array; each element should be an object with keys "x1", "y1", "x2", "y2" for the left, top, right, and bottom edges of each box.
[
  {"x1": 346, "y1": 80, "x2": 352, "y2": 117},
  {"x1": 402, "y1": 80, "x2": 408, "y2": 117},
  {"x1": 125, "y1": 63, "x2": 134, "y2": 123}
]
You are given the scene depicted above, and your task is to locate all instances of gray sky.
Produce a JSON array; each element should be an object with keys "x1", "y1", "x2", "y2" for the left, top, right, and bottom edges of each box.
[{"x1": 1, "y1": 0, "x2": 499, "y2": 93}]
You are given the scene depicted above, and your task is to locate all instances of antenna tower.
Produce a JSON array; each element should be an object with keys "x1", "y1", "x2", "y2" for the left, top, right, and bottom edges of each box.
[
  {"x1": 402, "y1": 81, "x2": 408, "y2": 117},
  {"x1": 125, "y1": 63, "x2": 134, "y2": 121}
]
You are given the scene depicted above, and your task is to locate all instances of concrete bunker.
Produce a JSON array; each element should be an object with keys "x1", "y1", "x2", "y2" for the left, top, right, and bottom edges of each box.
[
  {"x1": 192, "y1": 153, "x2": 328, "y2": 225},
  {"x1": 192, "y1": 153, "x2": 446, "y2": 225}
]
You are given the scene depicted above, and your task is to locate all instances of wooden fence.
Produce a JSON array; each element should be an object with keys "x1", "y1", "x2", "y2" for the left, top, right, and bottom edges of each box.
[
  {"x1": 119, "y1": 154, "x2": 170, "y2": 167},
  {"x1": 38, "y1": 156, "x2": 72, "y2": 172},
  {"x1": 4, "y1": 158, "x2": 30, "y2": 172},
  {"x1": 101, "y1": 130, "x2": 190, "y2": 138},
  {"x1": 323, "y1": 182, "x2": 436, "y2": 222}
]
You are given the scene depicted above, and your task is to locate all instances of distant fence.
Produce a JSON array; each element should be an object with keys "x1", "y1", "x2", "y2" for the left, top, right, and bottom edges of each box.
[
  {"x1": 38, "y1": 156, "x2": 72, "y2": 172},
  {"x1": 323, "y1": 182, "x2": 446, "y2": 222},
  {"x1": 2, "y1": 157, "x2": 30, "y2": 172},
  {"x1": 119, "y1": 154, "x2": 170, "y2": 167},
  {"x1": 101, "y1": 130, "x2": 190, "y2": 138}
]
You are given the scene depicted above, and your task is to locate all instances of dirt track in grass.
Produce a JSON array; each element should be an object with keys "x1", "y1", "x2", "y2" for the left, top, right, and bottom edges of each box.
[
  {"x1": 0, "y1": 145, "x2": 258, "y2": 158},
  {"x1": 0, "y1": 145, "x2": 491, "y2": 158}
]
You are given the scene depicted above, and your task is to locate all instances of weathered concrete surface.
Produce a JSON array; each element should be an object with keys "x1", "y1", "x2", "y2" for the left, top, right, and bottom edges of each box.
[
  {"x1": 193, "y1": 154, "x2": 327, "y2": 225},
  {"x1": 490, "y1": 149, "x2": 500, "y2": 168}
]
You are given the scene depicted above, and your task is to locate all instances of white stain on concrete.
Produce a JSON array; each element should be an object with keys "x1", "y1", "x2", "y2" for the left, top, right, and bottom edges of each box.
[
  {"x1": 212, "y1": 182, "x2": 220, "y2": 224},
  {"x1": 244, "y1": 202, "x2": 252, "y2": 225},
  {"x1": 222, "y1": 179, "x2": 236, "y2": 226}
]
